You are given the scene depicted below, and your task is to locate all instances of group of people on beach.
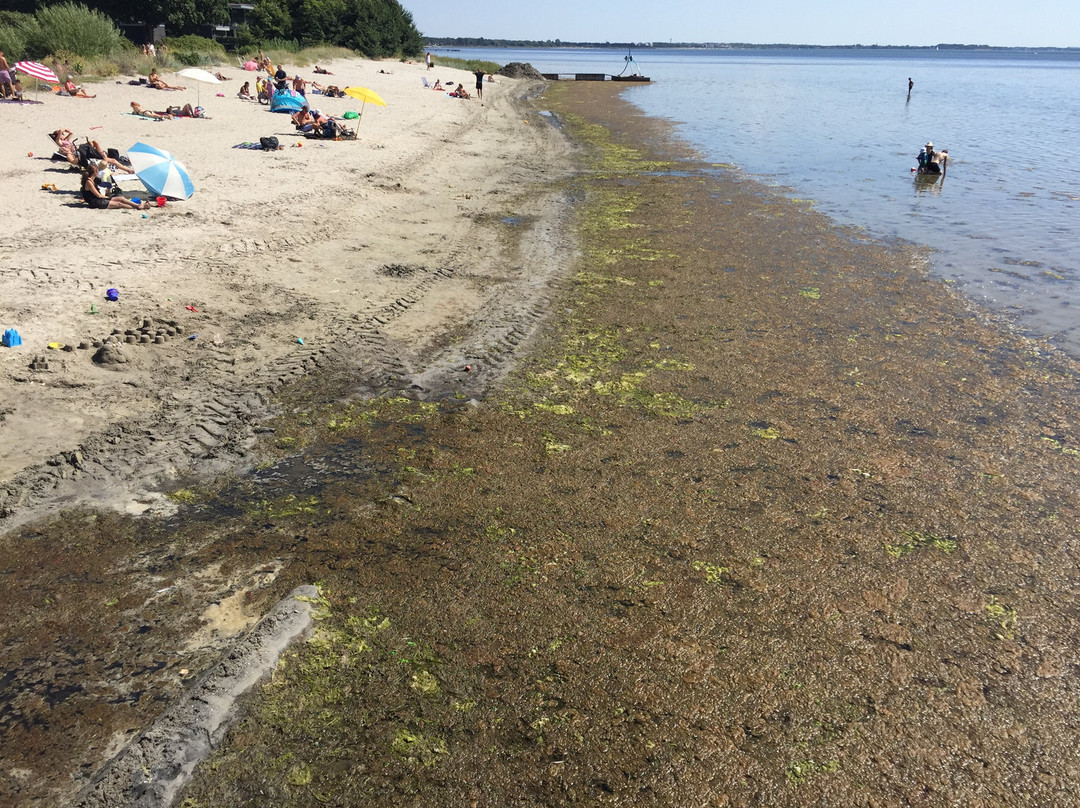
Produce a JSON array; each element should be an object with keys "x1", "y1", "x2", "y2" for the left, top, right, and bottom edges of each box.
[
  {"x1": 48, "y1": 128, "x2": 149, "y2": 210},
  {"x1": 440, "y1": 69, "x2": 490, "y2": 101}
]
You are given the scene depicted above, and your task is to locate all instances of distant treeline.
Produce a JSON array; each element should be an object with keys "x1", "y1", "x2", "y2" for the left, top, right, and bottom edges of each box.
[
  {"x1": 1, "y1": 0, "x2": 423, "y2": 58},
  {"x1": 426, "y1": 38, "x2": 1079, "y2": 53}
]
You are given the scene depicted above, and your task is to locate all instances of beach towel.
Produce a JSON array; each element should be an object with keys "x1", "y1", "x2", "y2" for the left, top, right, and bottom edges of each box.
[{"x1": 233, "y1": 142, "x2": 263, "y2": 149}]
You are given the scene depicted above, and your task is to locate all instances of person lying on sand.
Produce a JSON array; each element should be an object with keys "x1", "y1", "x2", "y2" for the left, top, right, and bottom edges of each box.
[
  {"x1": 130, "y1": 101, "x2": 172, "y2": 119},
  {"x1": 313, "y1": 65, "x2": 332, "y2": 75},
  {"x1": 61, "y1": 79, "x2": 95, "y2": 98},
  {"x1": 214, "y1": 72, "x2": 230, "y2": 81},
  {"x1": 81, "y1": 163, "x2": 147, "y2": 210},
  {"x1": 147, "y1": 69, "x2": 184, "y2": 91},
  {"x1": 164, "y1": 103, "x2": 205, "y2": 118}
]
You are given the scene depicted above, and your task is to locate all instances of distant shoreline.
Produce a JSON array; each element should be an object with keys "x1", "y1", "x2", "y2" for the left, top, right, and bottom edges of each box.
[{"x1": 427, "y1": 41, "x2": 1080, "y2": 54}]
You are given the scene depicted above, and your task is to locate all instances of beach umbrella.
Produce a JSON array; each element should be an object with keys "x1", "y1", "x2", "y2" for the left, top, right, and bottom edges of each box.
[
  {"x1": 176, "y1": 67, "x2": 221, "y2": 105},
  {"x1": 15, "y1": 61, "x2": 59, "y2": 99},
  {"x1": 127, "y1": 142, "x2": 194, "y2": 200},
  {"x1": 342, "y1": 86, "x2": 386, "y2": 124}
]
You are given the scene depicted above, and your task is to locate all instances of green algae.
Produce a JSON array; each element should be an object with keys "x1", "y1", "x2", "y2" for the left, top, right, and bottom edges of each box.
[
  {"x1": 985, "y1": 597, "x2": 1018, "y2": 640},
  {"x1": 885, "y1": 530, "x2": 957, "y2": 558}
]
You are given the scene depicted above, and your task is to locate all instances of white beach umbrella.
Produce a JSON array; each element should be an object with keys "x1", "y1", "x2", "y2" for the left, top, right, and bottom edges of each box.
[
  {"x1": 127, "y1": 142, "x2": 195, "y2": 200},
  {"x1": 176, "y1": 67, "x2": 221, "y2": 104}
]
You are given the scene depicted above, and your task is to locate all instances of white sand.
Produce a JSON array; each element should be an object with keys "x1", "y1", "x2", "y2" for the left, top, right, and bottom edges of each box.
[{"x1": 0, "y1": 57, "x2": 574, "y2": 524}]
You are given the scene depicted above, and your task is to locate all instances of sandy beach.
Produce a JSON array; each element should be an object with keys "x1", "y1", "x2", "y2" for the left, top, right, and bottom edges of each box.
[{"x1": 0, "y1": 56, "x2": 572, "y2": 526}]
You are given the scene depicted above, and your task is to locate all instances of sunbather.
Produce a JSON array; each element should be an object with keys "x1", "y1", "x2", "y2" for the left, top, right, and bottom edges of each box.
[
  {"x1": 147, "y1": 69, "x2": 184, "y2": 91},
  {"x1": 432, "y1": 79, "x2": 443, "y2": 91},
  {"x1": 81, "y1": 164, "x2": 147, "y2": 210},
  {"x1": 238, "y1": 81, "x2": 254, "y2": 100},
  {"x1": 291, "y1": 106, "x2": 314, "y2": 131},
  {"x1": 451, "y1": 83, "x2": 470, "y2": 99},
  {"x1": 130, "y1": 101, "x2": 172, "y2": 119},
  {"x1": 165, "y1": 103, "x2": 204, "y2": 118},
  {"x1": 62, "y1": 79, "x2": 95, "y2": 97},
  {"x1": 313, "y1": 65, "x2": 332, "y2": 75},
  {"x1": 50, "y1": 131, "x2": 133, "y2": 172}
]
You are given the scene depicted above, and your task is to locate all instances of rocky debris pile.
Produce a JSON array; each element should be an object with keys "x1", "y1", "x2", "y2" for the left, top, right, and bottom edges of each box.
[{"x1": 497, "y1": 62, "x2": 545, "y2": 81}]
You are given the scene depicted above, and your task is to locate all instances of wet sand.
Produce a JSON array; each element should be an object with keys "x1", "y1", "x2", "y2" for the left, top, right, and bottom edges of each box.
[{"x1": 4, "y1": 82, "x2": 1080, "y2": 807}]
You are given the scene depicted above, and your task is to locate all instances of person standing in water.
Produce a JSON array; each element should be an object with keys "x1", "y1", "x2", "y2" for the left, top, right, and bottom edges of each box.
[{"x1": 908, "y1": 77, "x2": 914, "y2": 96}]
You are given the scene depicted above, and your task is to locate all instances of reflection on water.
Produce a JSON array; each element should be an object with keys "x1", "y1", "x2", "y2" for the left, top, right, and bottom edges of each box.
[{"x1": 455, "y1": 46, "x2": 1080, "y2": 356}]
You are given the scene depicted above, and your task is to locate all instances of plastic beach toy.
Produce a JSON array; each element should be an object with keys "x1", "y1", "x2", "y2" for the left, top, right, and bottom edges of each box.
[
  {"x1": 106, "y1": 288, "x2": 119, "y2": 302},
  {"x1": 2, "y1": 328, "x2": 22, "y2": 348},
  {"x1": 156, "y1": 196, "x2": 167, "y2": 207}
]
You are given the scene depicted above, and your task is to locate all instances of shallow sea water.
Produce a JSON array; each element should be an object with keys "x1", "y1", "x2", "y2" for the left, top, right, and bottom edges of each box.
[{"x1": 443, "y1": 46, "x2": 1080, "y2": 355}]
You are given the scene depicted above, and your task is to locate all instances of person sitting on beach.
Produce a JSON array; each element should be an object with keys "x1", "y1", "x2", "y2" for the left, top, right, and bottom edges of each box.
[
  {"x1": 313, "y1": 65, "x2": 332, "y2": 75},
  {"x1": 291, "y1": 106, "x2": 314, "y2": 131},
  {"x1": 51, "y1": 131, "x2": 133, "y2": 172},
  {"x1": 62, "y1": 79, "x2": 95, "y2": 98},
  {"x1": 451, "y1": 83, "x2": 470, "y2": 99},
  {"x1": 50, "y1": 128, "x2": 76, "y2": 152},
  {"x1": 10, "y1": 74, "x2": 23, "y2": 101},
  {"x1": 238, "y1": 81, "x2": 254, "y2": 100},
  {"x1": 432, "y1": 79, "x2": 443, "y2": 91},
  {"x1": 81, "y1": 163, "x2": 147, "y2": 210},
  {"x1": 130, "y1": 101, "x2": 173, "y2": 119},
  {"x1": 147, "y1": 69, "x2": 184, "y2": 91}
]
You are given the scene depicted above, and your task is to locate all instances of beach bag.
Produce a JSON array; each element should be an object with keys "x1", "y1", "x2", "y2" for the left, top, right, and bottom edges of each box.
[
  {"x1": 259, "y1": 136, "x2": 279, "y2": 151},
  {"x1": 77, "y1": 143, "x2": 104, "y2": 167}
]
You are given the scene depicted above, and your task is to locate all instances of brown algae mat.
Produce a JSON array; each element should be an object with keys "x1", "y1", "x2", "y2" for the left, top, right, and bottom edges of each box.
[{"x1": 5, "y1": 82, "x2": 1080, "y2": 807}]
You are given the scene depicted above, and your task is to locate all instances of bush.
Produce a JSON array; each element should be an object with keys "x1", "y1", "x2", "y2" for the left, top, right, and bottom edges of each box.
[
  {"x1": 162, "y1": 34, "x2": 227, "y2": 66},
  {"x1": 29, "y1": 3, "x2": 129, "y2": 59},
  {"x1": 0, "y1": 11, "x2": 38, "y2": 59},
  {"x1": 435, "y1": 56, "x2": 502, "y2": 75},
  {"x1": 233, "y1": 23, "x2": 257, "y2": 53},
  {"x1": 112, "y1": 50, "x2": 154, "y2": 76},
  {"x1": 262, "y1": 37, "x2": 300, "y2": 54}
]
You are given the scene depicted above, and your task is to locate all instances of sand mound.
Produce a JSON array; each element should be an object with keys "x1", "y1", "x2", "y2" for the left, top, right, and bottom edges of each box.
[{"x1": 497, "y1": 62, "x2": 546, "y2": 81}]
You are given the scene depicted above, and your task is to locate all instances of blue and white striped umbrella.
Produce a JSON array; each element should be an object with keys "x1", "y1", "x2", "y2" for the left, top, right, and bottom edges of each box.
[{"x1": 127, "y1": 142, "x2": 195, "y2": 200}]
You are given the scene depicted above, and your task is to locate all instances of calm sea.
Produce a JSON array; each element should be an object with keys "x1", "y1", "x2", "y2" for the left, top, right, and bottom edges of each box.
[{"x1": 438, "y1": 46, "x2": 1080, "y2": 357}]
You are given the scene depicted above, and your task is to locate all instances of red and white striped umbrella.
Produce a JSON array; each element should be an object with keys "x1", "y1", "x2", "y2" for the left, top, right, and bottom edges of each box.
[{"x1": 15, "y1": 61, "x2": 60, "y2": 84}]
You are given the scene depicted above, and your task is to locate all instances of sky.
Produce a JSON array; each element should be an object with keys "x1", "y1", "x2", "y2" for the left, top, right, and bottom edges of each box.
[{"x1": 404, "y1": 0, "x2": 1080, "y2": 48}]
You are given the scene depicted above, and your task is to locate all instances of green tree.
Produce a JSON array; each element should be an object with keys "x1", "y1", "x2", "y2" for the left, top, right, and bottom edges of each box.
[
  {"x1": 338, "y1": 0, "x2": 421, "y2": 57},
  {"x1": 290, "y1": 0, "x2": 346, "y2": 46},
  {"x1": 90, "y1": 0, "x2": 228, "y2": 31},
  {"x1": 250, "y1": 0, "x2": 292, "y2": 40}
]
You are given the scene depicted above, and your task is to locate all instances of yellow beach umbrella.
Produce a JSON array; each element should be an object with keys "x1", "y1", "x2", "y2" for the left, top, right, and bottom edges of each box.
[
  {"x1": 343, "y1": 86, "x2": 386, "y2": 106},
  {"x1": 342, "y1": 86, "x2": 387, "y2": 125}
]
